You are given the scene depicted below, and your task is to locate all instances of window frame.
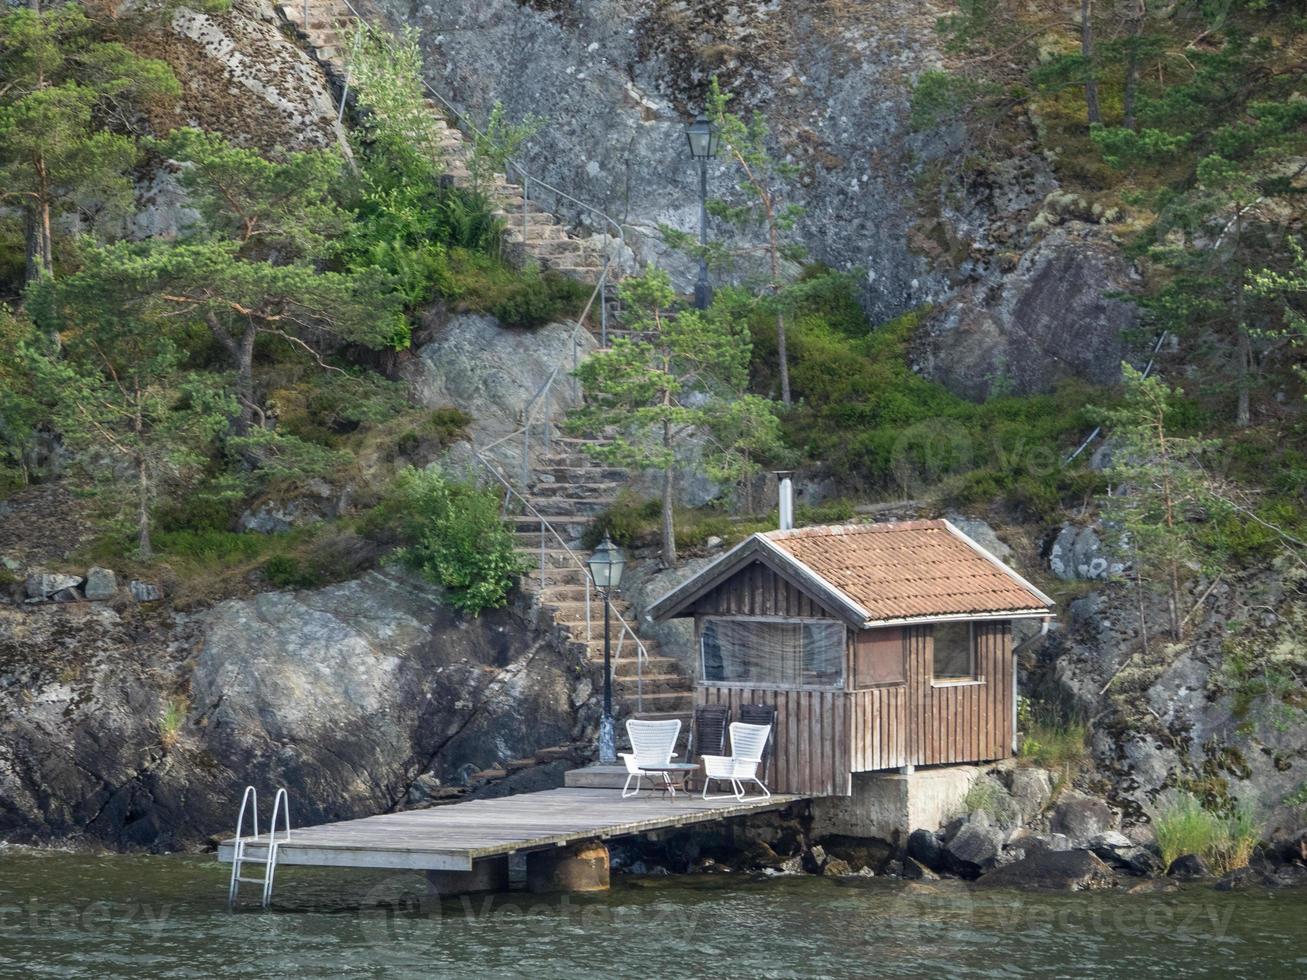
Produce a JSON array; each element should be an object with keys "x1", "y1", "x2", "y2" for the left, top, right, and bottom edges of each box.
[
  {"x1": 930, "y1": 621, "x2": 984, "y2": 687},
  {"x1": 697, "y1": 615, "x2": 847, "y2": 691},
  {"x1": 849, "y1": 626, "x2": 907, "y2": 690}
]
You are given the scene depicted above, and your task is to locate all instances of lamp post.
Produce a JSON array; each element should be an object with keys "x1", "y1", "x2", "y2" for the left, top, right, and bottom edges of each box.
[
  {"x1": 587, "y1": 533, "x2": 626, "y2": 764},
  {"x1": 685, "y1": 115, "x2": 720, "y2": 310}
]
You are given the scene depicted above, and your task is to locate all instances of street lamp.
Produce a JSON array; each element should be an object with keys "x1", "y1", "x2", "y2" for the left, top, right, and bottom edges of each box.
[
  {"x1": 685, "y1": 115, "x2": 720, "y2": 310},
  {"x1": 587, "y1": 532, "x2": 626, "y2": 764}
]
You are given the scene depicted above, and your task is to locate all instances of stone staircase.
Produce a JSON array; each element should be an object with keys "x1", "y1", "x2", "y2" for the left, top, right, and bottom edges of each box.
[
  {"x1": 513, "y1": 436, "x2": 694, "y2": 734},
  {"x1": 278, "y1": 0, "x2": 609, "y2": 283}
]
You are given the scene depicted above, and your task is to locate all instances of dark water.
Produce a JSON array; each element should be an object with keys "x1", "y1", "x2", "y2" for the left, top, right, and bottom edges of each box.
[{"x1": 2, "y1": 848, "x2": 1306, "y2": 979}]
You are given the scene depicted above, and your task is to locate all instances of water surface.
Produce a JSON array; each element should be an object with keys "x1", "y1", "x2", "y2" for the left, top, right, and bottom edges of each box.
[{"x1": 1, "y1": 849, "x2": 1304, "y2": 978}]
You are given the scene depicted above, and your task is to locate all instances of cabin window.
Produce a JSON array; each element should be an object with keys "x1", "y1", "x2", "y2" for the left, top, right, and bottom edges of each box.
[
  {"x1": 852, "y1": 627, "x2": 905, "y2": 688},
  {"x1": 700, "y1": 617, "x2": 845, "y2": 689},
  {"x1": 932, "y1": 622, "x2": 976, "y2": 680}
]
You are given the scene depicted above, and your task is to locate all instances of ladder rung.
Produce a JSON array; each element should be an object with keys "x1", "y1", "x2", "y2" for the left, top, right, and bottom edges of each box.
[{"x1": 235, "y1": 876, "x2": 269, "y2": 884}]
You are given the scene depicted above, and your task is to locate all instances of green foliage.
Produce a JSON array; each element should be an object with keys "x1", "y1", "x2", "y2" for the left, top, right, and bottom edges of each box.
[
  {"x1": 756, "y1": 274, "x2": 1096, "y2": 514},
  {"x1": 468, "y1": 101, "x2": 543, "y2": 195},
  {"x1": 1018, "y1": 705, "x2": 1090, "y2": 773},
  {"x1": 569, "y1": 268, "x2": 781, "y2": 565},
  {"x1": 23, "y1": 275, "x2": 235, "y2": 558},
  {"x1": 373, "y1": 466, "x2": 528, "y2": 614},
  {"x1": 158, "y1": 694, "x2": 189, "y2": 752},
  {"x1": 1154, "y1": 793, "x2": 1259, "y2": 874},
  {"x1": 1097, "y1": 365, "x2": 1223, "y2": 638},
  {"x1": 0, "y1": 306, "x2": 40, "y2": 494},
  {"x1": 345, "y1": 24, "x2": 446, "y2": 176},
  {"x1": 910, "y1": 70, "x2": 997, "y2": 129},
  {"x1": 0, "y1": 4, "x2": 179, "y2": 281},
  {"x1": 440, "y1": 250, "x2": 589, "y2": 327}
]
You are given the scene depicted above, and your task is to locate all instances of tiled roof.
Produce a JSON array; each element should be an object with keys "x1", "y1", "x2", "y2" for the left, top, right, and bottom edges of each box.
[{"x1": 763, "y1": 520, "x2": 1052, "y2": 622}]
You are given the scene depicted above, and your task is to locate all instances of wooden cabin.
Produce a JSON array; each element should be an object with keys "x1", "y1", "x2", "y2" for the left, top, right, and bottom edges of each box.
[{"x1": 648, "y1": 520, "x2": 1054, "y2": 797}]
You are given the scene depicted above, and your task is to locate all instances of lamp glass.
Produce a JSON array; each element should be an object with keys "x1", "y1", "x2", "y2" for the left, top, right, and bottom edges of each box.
[
  {"x1": 587, "y1": 533, "x2": 626, "y2": 590},
  {"x1": 686, "y1": 116, "x2": 718, "y2": 160}
]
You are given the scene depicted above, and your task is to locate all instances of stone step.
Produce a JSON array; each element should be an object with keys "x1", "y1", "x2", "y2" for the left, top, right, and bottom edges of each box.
[
  {"x1": 509, "y1": 513, "x2": 592, "y2": 531},
  {"x1": 613, "y1": 655, "x2": 681, "y2": 677},
  {"x1": 527, "y1": 481, "x2": 623, "y2": 498},
  {"x1": 533, "y1": 465, "x2": 627, "y2": 483},
  {"x1": 613, "y1": 673, "x2": 690, "y2": 697},
  {"x1": 525, "y1": 496, "x2": 610, "y2": 517},
  {"x1": 620, "y1": 691, "x2": 694, "y2": 711},
  {"x1": 512, "y1": 546, "x2": 590, "y2": 569},
  {"x1": 521, "y1": 566, "x2": 592, "y2": 589}
]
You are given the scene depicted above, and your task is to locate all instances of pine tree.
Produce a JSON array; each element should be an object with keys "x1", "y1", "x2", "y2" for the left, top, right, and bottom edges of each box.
[
  {"x1": 568, "y1": 269, "x2": 779, "y2": 567},
  {"x1": 151, "y1": 132, "x2": 407, "y2": 441},
  {"x1": 24, "y1": 274, "x2": 233, "y2": 558},
  {"x1": 1098, "y1": 365, "x2": 1220, "y2": 641},
  {"x1": 0, "y1": 4, "x2": 178, "y2": 282},
  {"x1": 700, "y1": 78, "x2": 804, "y2": 407}
]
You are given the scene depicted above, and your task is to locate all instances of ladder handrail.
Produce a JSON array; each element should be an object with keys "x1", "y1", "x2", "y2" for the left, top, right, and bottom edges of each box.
[{"x1": 233, "y1": 785, "x2": 258, "y2": 842}]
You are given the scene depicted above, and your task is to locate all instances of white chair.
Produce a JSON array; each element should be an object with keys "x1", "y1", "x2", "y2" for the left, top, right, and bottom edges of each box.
[
  {"x1": 702, "y1": 722, "x2": 772, "y2": 801},
  {"x1": 620, "y1": 719, "x2": 682, "y2": 798}
]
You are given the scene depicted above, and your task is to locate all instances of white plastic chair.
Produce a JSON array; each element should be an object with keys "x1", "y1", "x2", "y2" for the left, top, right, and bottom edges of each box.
[
  {"x1": 702, "y1": 722, "x2": 772, "y2": 801},
  {"x1": 620, "y1": 719, "x2": 681, "y2": 798}
]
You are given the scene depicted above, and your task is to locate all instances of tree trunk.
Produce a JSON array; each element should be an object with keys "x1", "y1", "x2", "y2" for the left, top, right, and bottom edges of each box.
[
  {"x1": 768, "y1": 218, "x2": 791, "y2": 406},
  {"x1": 235, "y1": 323, "x2": 257, "y2": 436},
  {"x1": 136, "y1": 455, "x2": 153, "y2": 559},
  {"x1": 1081, "y1": 0, "x2": 1101, "y2": 126},
  {"x1": 1123, "y1": 0, "x2": 1145, "y2": 131},
  {"x1": 661, "y1": 420, "x2": 677, "y2": 568},
  {"x1": 1234, "y1": 222, "x2": 1252, "y2": 428}
]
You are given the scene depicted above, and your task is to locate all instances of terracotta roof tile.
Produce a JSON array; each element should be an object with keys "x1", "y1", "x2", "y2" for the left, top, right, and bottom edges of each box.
[{"x1": 763, "y1": 520, "x2": 1051, "y2": 622}]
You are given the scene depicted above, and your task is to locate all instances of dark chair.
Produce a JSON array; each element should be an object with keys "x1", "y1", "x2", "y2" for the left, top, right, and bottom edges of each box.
[
  {"x1": 738, "y1": 703, "x2": 777, "y2": 770},
  {"x1": 688, "y1": 704, "x2": 730, "y2": 764}
]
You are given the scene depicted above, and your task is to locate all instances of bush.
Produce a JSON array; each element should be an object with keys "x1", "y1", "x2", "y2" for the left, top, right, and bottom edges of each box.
[
  {"x1": 373, "y1": 466, "x2": 528, "y2": 614},
  {"x1": 442, "y1": 249, "x2": 590, "y2": 328},
  {"x1": 262, "y1": 554, "x2": 326, "y2": 589},
  {"x1": 748, "y1": 274, "x2": 1100, "y2": 513},
  {"x1": 1154, "y1": 794, "x2": 1258, "y2": 875}
]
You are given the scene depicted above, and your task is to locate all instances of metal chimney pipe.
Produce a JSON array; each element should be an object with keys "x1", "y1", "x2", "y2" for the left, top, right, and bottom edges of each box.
[{"x1": 775, "y1": 471, "x2": 794, "y2": 531}]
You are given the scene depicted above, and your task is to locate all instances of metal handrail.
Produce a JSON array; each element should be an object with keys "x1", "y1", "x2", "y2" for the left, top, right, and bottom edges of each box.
[
  {"x1": 473, "y1": 446, "x2": 648, "y2": 712},
  {"x1": 330, "y1": 0, "x2": 627, "y2": 255}
]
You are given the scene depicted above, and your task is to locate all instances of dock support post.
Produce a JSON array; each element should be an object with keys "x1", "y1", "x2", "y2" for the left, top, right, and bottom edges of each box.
[
  {"x1": 425, "y1": 856, "x2": 510, "y2": 896},
  {"x1": 526, "y1": 839, "x2": 609, "y2": 893}
]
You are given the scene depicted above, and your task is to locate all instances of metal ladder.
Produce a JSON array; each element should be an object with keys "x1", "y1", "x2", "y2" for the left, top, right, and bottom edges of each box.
[{"x1": 227, "y1": 786, "x2": 291, "y2": 909}]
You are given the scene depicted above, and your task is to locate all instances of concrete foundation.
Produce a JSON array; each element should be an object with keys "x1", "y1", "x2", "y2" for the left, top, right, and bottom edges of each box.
[
  {"x1": 425, "y1": 856, "x2": 510, "y2": 896},
  {"x1": 811, "y1": 764, "x2": 996, "y2": 842},
  {"x1": 526, "y1": 839, "x2": 610, "y2": 893}
]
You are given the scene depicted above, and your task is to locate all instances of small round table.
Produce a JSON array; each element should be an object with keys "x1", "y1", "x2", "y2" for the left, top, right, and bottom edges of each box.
[{"x1": 637, "y1": 763, "x2": 701, "y2": 798}]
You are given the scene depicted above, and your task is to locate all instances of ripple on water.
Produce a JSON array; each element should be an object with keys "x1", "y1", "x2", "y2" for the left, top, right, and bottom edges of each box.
[{"x1": 0, "y1": 849, "x2": 1304, "y2": 978}]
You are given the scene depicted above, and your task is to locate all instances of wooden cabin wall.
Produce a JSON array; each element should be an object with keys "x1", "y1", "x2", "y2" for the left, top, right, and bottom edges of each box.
[
  {"x1": 849, "y1": 687, "x2": 909, "y2": 771},
  {"x1": 696, "y1": 685, "x2": 852, "y2": 797},
  {"x1": 905, "y1": 622, "x2": 1013, "y2": 766},
  {"x1": 687, "y1": 561, "x2": 840, "y2": 619}
]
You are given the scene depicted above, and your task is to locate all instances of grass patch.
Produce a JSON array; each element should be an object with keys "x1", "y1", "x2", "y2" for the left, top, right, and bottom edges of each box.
[
  {"x1": 959, "y1": 777, "x2": 1019, "y2": 825},
  {"x1": 1154, "y1": 794, "x2": 1259, "y2": 875},
  {"x1": 1018, "y1": 698, "x2": 1090, "y2": 772},
  {"x1": 442, "y1": 248, "x2": 590, "y2": 328},
  {"x1": 158, "y1": 694, "x2": 189, "y2": 752}
]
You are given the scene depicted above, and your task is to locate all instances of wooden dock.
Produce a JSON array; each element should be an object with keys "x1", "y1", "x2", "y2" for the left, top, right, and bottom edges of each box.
[{"x1": 217, "y1": 787, "x2": 803, "y2": 872}]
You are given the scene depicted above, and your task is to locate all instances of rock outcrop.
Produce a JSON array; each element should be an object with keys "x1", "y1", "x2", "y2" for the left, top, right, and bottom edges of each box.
[
  {"x1": 0, "y1": 571, "x2": 590, "y2": 850},
  {"x1": 915, "y1": 223, "x2": 1137, "y2": 400}
]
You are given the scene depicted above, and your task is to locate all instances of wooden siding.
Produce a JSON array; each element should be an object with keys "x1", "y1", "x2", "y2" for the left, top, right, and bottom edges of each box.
[
  {"x1": 849, "y1": 686, "x2": 909, "y2": 771},
  {"x1": 906, "y1": 622, "x2": 1013, "y2": 766},
  {"x1": 688, "y1": 560, "x2": 840, "y2": 619},
  {"x1": 697, "y1": 685, "x2": 851, "y2": 797}
]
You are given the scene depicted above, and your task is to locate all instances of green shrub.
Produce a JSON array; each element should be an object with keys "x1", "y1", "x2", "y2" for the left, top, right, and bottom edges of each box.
[
  {"x1": 1019, "y1": 719, "x2": 1090, "y2": 772},
  {"x1": 748, "y1": 274, "x2": 1100, "y2": 513},
  {"x1": 374, "y1": 465, "x2": 528, "y2": 614},
  {"x1": 158, "y1": 694, "x2": 189, "y2": 752},
  {"x1": 442, "y1": 249, "x2": 589, "y2": 328},
  {"x1": 1154, "y1": 794, "x2": 1258, "y2": 875},
  {"x1": 262, "y1": 554, "x2": 326, "y2": 589},
  {"x1": 152, "y1": 528, "x2": 274, "y2": 563},
  {"x1": 959, "y1": 777, "x2": 1020, "y2": 825}
]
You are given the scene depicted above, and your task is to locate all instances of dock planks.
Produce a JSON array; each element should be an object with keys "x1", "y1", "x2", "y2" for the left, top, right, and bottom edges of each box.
[{"x1": 217, "y1": 787, "x2": 803, "y2": 872}]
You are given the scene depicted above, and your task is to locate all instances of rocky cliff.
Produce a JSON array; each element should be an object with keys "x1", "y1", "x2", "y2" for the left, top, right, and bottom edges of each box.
[{"x1": 0, "y1": 571, "x2": 592, "y2": 849}]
